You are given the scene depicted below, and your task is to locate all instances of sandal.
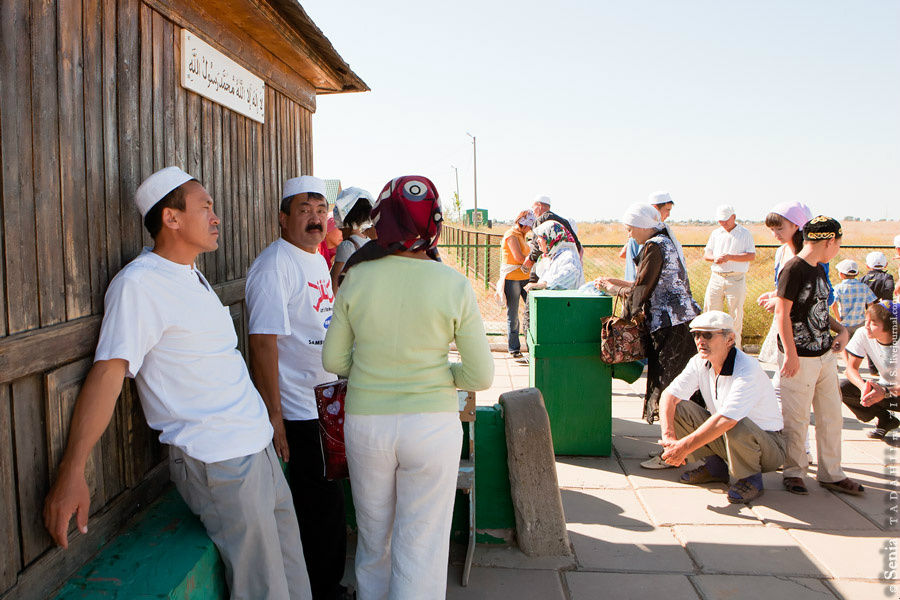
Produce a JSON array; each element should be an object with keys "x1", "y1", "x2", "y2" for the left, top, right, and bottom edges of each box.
[
  {"x1": 819, "y1": 478, "x2": 865, "y2": 496},
  {"x1": 782, "y1": 476, "x2": 809, "y2": 495}
]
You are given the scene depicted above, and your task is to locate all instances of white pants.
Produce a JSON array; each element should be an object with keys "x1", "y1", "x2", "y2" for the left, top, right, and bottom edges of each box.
[
  {"x1": 704, "y1": 272, "x2": 747, "y2": 347},
  {"x1": 345, "y1": 412, "x2": 462, "y2": 600}
]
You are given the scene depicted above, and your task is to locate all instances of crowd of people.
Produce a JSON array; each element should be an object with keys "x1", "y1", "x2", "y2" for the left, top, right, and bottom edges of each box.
[{"x1": 38, "y1": 167, "x2": 899, "y2": 599}]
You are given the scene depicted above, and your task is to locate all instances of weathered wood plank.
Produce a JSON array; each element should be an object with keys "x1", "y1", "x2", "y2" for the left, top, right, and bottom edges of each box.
[
  {"x1": 235, "y1": 113, "x2": 248, "y2": 276},
  {"x1": 12, "y1": 374, "x2": 51, "y2": 564},
  {"x1": 151, "y1": 10, "x2": 165, "y2": 171},
  {"x1": 101, "y1": 0, "x2": 122, "y2": 281},
  {"x1": 162, "y1": 18, "x2": 176, "y2": 166},
  {"x1": 221, "y1": 109, "x2": 235, "y2": 280},
  {"x1": 200, "y1": 98, "x2": 217, "y2": 282},
  {"x1": 172, "y1": 19, "x2": 187, "y2": 170},
  {"x1": 32, "y1": 0, "x2": 66, "y2": 327},
  {"x1": 186, "y1": 91, "x2": 203, "y2": 274},
  {"x1": 117, "y1": 0, "x2": 141, "y2": 263},
  {"x1": 0, "y1": 0, "x2": 37, "y2": 335},
  {"x1": 0, "y1": 385, "x2": 21, "y2": 594},
  {"x1": 138, "y1": 2, "x2": 154, "y2": 251},
  {"x1": 212, "y1": 103, "x2": 227, "y2": 284},
  {"x1": 244, "y1": 116, "x2": 257, "y2": 263}
]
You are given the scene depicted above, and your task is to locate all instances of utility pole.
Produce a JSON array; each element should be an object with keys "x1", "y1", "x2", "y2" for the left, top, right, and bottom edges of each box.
[
  {"x1": 466, "y1": 132, "x2": 478, "y2": 214},
  {"x1": 450, "y1": 164, "x2": 461, "y2": 221}
]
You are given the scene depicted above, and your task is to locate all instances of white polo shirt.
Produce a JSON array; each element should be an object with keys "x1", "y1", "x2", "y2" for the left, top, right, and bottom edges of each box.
[
  {"x1": 846, "y1": 328, "x2": 898, "y2": 388},
  {"x1": 665, "y1": 347, "x2": 783, "y2": 431},
  {"x1": 94, "y1": 249, "x2": 273, "y2": 463},
  {"x1": 704, "y1": 224, "x2": 755, "y2": 274},
  {"x1": 246, "y1": 238, "x2": 336, "y2": 421}
]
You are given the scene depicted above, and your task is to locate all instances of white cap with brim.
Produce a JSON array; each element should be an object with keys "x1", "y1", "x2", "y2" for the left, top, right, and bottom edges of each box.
[
  {"x1": 716, "y1": 204, "x2": 735, "y2": 221},
  {"x1": 533, "y1": 194, "x2": 551, "y2": 207},
  {"x1": 334, "y1": 187, "x2": 374, "y2": 227},
  {"x1": 134, "y1": 166, "x2": 195, "y2": 218},
  {"x1": 689, "y1": 310, "x2": 734, "y2": 332},
  {"x1": 649, "y1": 191, "x2": 673, "y2": 205},
  {"x1": 282, "y1": 175, "x2": 326, "y2": 200},
  {"x1": 836, "y1": 259, "x2": 858, "y2": 275},
  {"x1": 866, "y1": 251, "x2": 888, "y2": 269}
]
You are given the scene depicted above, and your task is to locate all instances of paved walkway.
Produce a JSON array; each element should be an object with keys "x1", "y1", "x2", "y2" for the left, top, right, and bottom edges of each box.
[{"x1": 444, "y1": 352, "x2": 898, "y2": 600}]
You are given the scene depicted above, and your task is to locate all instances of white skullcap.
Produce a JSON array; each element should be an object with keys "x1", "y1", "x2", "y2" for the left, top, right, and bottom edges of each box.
[
  {"x1": 866, "y1": 251, "x2": 888, "y2": 269},
  {"x1": 836, "y1": 259, "x2": 858, "y2": 275},
  {"x1": 716, "y1": 205, "x2": 735, "y2": 221},
  {"x1": 690, "y1": 310, "x2": 734, "y2": 332},
  {"x1": 649, "y1": 191, "x2": 673, "y2": 205},
  {"x1": 134, "y1": 166, "x2": 195, "y2": 218},
  {"x1": 333, "y1": 187, "x2": 374, "y2": 227},
  {"x1": 282, "y1": 175, "x2": 326, "y2": 200},
  {"x1": 621, "y1": 203, "x2": 662, "y2": 229},
  {"x1": 533, "y1": 194, "x2": 552, "y2": 206},
  {"x1": 894, "y1": 234, "x2": 900, "y2": 248}
]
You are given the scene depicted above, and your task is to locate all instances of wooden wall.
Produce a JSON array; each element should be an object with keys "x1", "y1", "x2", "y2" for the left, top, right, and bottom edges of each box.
[{"x1": 0, "y1": 0, "x2": 314, "y2": 597}]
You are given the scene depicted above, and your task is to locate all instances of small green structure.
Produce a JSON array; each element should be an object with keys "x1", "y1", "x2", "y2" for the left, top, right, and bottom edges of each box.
[
  {"x1": 463, "y1": 208, "x2": 488, "y2": 227},
  {"x1": 527, "y1": 290, "x2": 613, "y2": 456}
]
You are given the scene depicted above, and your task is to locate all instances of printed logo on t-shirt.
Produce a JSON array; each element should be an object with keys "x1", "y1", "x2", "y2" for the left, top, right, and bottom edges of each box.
[
  {"x1": 323, "y1": 315, "x2": 332, "y2": 330},
  {"x1": 307, "y1": 279, "x2": 334, "y2": 312}
]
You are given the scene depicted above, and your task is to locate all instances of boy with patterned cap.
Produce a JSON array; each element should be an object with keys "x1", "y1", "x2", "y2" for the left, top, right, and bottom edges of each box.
[
  {"x1": 659, "y1": 311, "x2": 785, "y2": 504},
  {"x1": 774, "y1": 216, "x2": 863, "y2": 496},
  {"x1": 861, "y1": 251, "x2": 895, "y2": 301},
  {"x1": 44, "y1": 167, "x2": 312, "y2": 599}
]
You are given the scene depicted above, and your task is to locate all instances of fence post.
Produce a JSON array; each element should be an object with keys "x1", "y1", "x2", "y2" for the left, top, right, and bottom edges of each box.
[{"x1": 484, "y1": 240, "x2": 490, "y2": 290}]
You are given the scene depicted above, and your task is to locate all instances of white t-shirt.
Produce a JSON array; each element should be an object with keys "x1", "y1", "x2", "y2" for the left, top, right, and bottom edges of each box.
[
  {"x1": 846, "y1": 327, "x2": 898, "y2": 387},
  {"x1": 704, "y1": 224, "x2": 756, "y2": 274},
  {"x1": 94, "y1": 249, "x2": 272, "y2": 463},
  {"x1": 333, "y1": 234, "x2": 367, "y2": 265},
  {"x1": 246, "y1": 238, "x2": 336, "y2": 420},
  {"x1": 665, "y1": 347, "x2": 784, "y2": 431}
]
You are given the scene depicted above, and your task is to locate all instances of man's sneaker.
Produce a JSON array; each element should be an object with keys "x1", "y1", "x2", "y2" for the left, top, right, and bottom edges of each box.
[
  {"x1": 867, "y1": 416, "x2": 900, "y2": 440},
  {"x1": 509, "y1": 350, "x2": 523, "y2": 359},
  {"x1": 727, "y1": 473, "x2": 763, "y2": 504},
  {"x1": 640, "y1": 452, "x2": 675, "y2": 469},
  {"x1": 679, "y1": 455, "x2": 729, "y2": 485}
]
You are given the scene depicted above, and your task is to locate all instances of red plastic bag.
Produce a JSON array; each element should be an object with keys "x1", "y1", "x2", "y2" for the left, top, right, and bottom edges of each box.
[{"x1": 314, "y1": 379, "x2": 349, "y2": 480}]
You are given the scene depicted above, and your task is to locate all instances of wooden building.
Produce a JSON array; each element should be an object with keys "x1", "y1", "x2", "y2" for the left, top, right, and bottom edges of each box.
[{"x1": 0, "y1": 1, "x2": 366, "y2": 597}]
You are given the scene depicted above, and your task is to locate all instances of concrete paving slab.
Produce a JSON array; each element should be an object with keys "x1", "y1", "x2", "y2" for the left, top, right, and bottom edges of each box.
[
  {"x1": 471, "y1": 545, "x2": 576, "y2": 570},
  {"x1": 789, "y1": 529, "x2": 896, "y2": 579},
  {"x1": 565, "y1": 572, "x2": 700, "y2": 600},
  {"x1": 845, "y1": 439, "x2": 896, "y2": 466},
  {"x1": 610, "y1": 403, "x2": 644, "y2": 420},
  {"x1": 446, "y1": 566, "x2": 566, "y2": 599},
  {"x1": 567, "y1": 523, "x2": 695, "y2": 573},
  {"x1": 828, "y1": 579, "x2": 898, "y2": 600},
  {"x1": 674, "y1": 525, "x2": 827, "y2": 576},
  {"x1": 637, "y1": 488, "x2": 762, "y2": 526},
  {"x1": 622, "y1": 457, "x2": 703, "y2": 488},
  {"x1": 611, "y1": 416, "x2": 662, "y2": 437},
  {"x1": 561, "y1": 488, "x2": 653, "y2": 528},
  {"x1": 760, "y1": 470, "x2": 830, "y2": 495},
  {"x1": 827, "y1": 467, "x2": 899, "y2": 532},
  {"x1": 691, "y1": 575, "x2": 836, "y2": 599},
  {"x1": 750, "y1": 490, "x2": 879, "y2": 531},
  {"x1": 555, "y1": 456, "x2": 630, "y2": 489},
  {"x1": 613, "y1": 435, "x2": 665, "y2": 459}
]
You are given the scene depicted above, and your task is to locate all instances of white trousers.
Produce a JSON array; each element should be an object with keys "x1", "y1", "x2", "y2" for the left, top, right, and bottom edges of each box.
[
  {"x1": 345, "y1": 412, "x2": 462, "y2": 600},
  {"x1": 704, "y1": 272, "x2": 747, "y2": 347}
]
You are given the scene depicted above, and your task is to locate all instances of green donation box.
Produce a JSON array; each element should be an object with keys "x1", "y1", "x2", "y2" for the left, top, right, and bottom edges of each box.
[{"x1": 527, "y1": 290, "x2": 612, "y2": 456}]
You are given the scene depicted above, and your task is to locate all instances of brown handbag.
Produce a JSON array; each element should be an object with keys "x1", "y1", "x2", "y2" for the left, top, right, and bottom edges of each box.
[{"x1": 600, "y1": 296, "x2": 646, "y2": 364}]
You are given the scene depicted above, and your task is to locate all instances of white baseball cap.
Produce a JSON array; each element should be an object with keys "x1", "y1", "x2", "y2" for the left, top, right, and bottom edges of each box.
[
  {"x1": 689, "y1": 310, "x2": 734, "y2": 332},
  {"x1": 134, "y1": 166, "x2": 195, "y2": 218},
  {"x1": 866, "y1": 251, "x2": 888, "y2": 269},
  {"x1": 282, "y1": 175, "x2": 326, "y2": 200},
  {"x1": 533, "y1": 194, "x2": 551, "y2": 207},
  {"x1": 649, "y1": 191, "x2": 673, "y2": 205},
  {"x1": 715, "y1": 205, "x2": 735, "y2": 221},
  {"x1": 836, "y1": 259, "x2": 858, "y2": 275}
]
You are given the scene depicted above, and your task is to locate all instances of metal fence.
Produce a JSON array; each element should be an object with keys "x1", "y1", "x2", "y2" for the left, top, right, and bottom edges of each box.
[{"x1": 439, "y1": 224, "x2": 894, "y2": 347}]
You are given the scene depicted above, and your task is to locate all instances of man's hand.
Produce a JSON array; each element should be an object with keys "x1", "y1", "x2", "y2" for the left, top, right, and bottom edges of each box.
[
  {"x1": 522, "y1": 258, "x2": 534, "y2": 271},
  {"x1": 43, "y1": 462, "x2": 91, "y2": 549},
  {"x1": 272, "y1": 418, "x2": 290, "y2": 461},
  {"x1": 713, "y1": 255, "x2": 730, "y2": 265},
  {"x1": 660, "y1": 438, "x2": 690, "y2": 467},
  {"x1": 781, "y1": 353, "x2": 800, "y2": 378},
  {"x1": 861, "y1": 381, "x2": 887, "y2": 407}
]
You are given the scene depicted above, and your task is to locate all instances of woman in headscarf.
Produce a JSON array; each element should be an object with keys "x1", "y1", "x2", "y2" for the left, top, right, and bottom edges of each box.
[
  {"x1": 496, "y1": 209, "x2": 535, "y2": 358},
  {"x1": 594, "y1": 203, "x2": 700, "y2": 423},
  {"x1": 322, "y1": 175, "x2": 493, "y2": 600},
  {"x1": 330, "y1": 186, "x2": 375, "y2": 291},
  {"x1": 524, "y1": 221, "x2": 585, "y2": 292}
]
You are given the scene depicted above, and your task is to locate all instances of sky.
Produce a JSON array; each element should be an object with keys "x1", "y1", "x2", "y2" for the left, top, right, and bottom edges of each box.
[{"x1": 301, "y1": 1, "x2": 900, "y2": 223}]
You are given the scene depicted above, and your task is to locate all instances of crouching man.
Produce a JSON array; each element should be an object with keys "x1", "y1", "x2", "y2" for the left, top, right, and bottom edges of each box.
[{"x1": 660, "y1": 311, "x2": 786, "y2": 503}]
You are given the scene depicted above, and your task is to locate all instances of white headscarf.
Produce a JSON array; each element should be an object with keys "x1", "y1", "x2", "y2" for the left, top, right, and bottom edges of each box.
[{"x1": 621, "y1": 203, "x2": 687, "y2": 272}]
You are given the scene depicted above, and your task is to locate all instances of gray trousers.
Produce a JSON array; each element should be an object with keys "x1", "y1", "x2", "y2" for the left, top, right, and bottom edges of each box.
[
  {"x1": 674, "y1": 400, "x2": 786, "y2": 480},
  {"x1": 169, "y1": 444, "x2": 312, "y2": 600}
]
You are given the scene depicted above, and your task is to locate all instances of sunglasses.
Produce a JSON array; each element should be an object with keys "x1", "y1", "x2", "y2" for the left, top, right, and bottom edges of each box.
[{"x1": 691, "y1": 331, "x2": 722, "y2": 340}]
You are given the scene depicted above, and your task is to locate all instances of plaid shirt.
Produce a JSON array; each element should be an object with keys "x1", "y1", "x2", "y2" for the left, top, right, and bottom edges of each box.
[{"x1": 833, "y1": 278, "x2": 877, "y2": 326}]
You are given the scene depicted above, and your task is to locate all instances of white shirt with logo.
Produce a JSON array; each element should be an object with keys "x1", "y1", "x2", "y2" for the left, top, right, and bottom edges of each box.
[
  {"x1": 665, "y1": 347, "x2": 784, "y2": 431},
  {"x1": 94, "y1": 249, "x2": 273, "y2": 463},
  {"x1": 846, "y1": 327, "x2": 898, "y2": 388},
  {"x1": 246, "y1": 238, "x2": 336, "y2": 421},
  {"x1": 704, "y1": 224, "x2": 756, "y2": 274}
]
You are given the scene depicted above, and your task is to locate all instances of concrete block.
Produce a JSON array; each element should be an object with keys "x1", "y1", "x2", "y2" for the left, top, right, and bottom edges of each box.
[
  {"x1": 446, "y1": 566, "x2": 566, "y2": 599},
  {"x1": 789, "y1": 529, "x2": 898, "y2": 579},
  {"x1": 636, "y1": 488, "x2": 761, "y2": 526},
  {"x1": 566, "y1": 573, "x2": 699, "y2": 600},
  {"x1": 750, "y1": 490, "x2": 879, "y2": 531},
  {"x1": 692, "y1": 575, "x2": 834, "y2": 599},
  {"x1": 567, "y1": 524, "x2": 694, "y2": 573},
  {"x1": 500, "y1": 387, "x2": 571, "y2": 556}
]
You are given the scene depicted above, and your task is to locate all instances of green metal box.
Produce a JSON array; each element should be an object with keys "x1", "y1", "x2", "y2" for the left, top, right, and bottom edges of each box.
[{"x1": 528, "y1": 291, "x2": 612, "y2": 455}]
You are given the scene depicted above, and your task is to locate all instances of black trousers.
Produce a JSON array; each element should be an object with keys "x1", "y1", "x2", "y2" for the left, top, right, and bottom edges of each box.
[
  {"x1": 840, "y1": 379, "x2": 898, "y2": 424},
  {"x1": 284, "y1": 418, "x2": 347, "y2": 600}
]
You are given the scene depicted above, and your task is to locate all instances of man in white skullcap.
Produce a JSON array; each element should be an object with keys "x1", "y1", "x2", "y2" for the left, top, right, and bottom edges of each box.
[
  {"x1": 44, "y1": 167, "x2": 312, "y2": 600},
  {"x1": 861, "y1": 251, "x2": 895, "y2": 301},
  {"x1": 658, "y1": 311, "x2": 785, "y2": 504},
  {"x1": 245, "y1": 176, "x2": 352, "y2": 600},
  {"x1": 702, "y1": 205, "x2": 756, "y2": 347}
]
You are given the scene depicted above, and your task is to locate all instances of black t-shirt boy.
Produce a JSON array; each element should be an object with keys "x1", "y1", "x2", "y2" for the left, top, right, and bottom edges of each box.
[{"x1": 777, "y1": 256, "x2": 833, "y2": 356}]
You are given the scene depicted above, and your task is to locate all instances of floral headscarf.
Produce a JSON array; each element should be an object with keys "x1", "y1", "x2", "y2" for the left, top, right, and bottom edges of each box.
[{"x1": 534, "y1": 221, "x2": 568, "y2": 254}]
